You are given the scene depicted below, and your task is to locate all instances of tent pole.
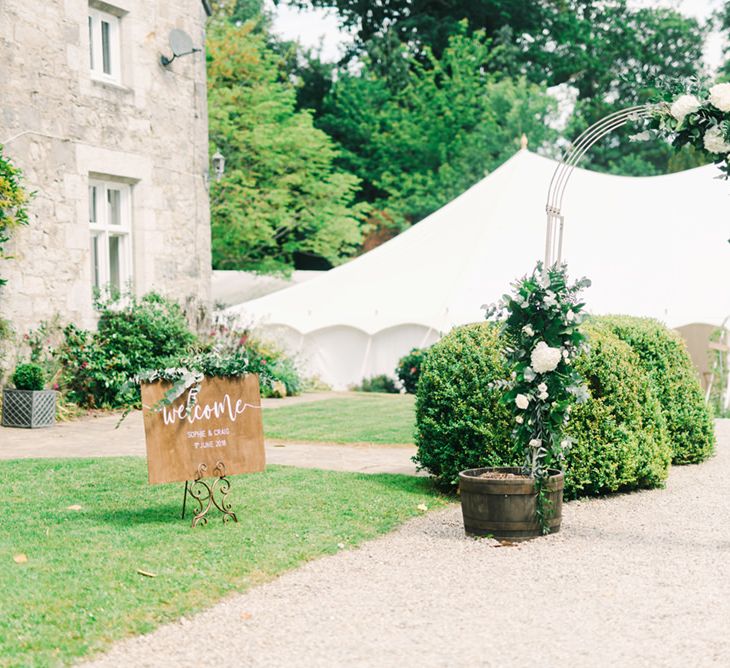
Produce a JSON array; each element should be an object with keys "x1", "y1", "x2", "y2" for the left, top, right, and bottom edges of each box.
[{"x1": 359, "y1": 335, "x2": 373, "y2": 382}]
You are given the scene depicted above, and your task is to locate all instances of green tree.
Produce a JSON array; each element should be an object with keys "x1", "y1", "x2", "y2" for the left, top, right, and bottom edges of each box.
[
  {"x1": 294, "y1": 0, "x2": 707, "y2": 175},
  {"x1": 207, "y1": 20, "x2": 368, "y2": 273},
  {"x1": 319, "y1": 26, "x2": 556, "y2": 226}
]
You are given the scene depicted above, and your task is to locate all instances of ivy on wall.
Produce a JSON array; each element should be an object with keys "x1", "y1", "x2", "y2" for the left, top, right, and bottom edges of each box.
[{"x1": 0, "y1": 145, "x2": 30, "y2": 288}]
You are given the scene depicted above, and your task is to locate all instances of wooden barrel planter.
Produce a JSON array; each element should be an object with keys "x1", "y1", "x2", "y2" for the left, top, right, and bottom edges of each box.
[{"x1": 458, "y1": 467, "x2": 564, "y2": 540}]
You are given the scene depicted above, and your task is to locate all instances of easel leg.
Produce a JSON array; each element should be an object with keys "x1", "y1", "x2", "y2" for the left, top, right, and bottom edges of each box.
[{"x1": 181, "y1": 480, "x2": 189, "y2": 519}]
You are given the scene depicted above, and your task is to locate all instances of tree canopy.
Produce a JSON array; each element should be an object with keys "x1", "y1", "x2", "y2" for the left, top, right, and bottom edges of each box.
[
  {"x1": 207, "y1": 19, "x2": 368, "y2": 273},
  {"x1": 291, "y1": 0, "x2": 707, "y2": 175},
  {"x1": 319, "y1": 25, "x2": 556, "y2": 226}
]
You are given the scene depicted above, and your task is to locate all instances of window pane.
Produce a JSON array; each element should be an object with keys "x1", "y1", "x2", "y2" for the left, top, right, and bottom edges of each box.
[
  {"x1": 109, "y1": 235, "x2": 121, "y2": 292},
  {"x1": 90, "y1": 234, "x2": 101, "y2": 289},
  {"x1": 101, "y1": 21, "x2": 111, "y2": 74},
  {"x1": 89, "y1": 186, "x2": 97, "y2": 223},
  {"x1": 107, "y1": 188, "x2": 121, "y2": 225},
  {"x1": 88, "y1": 16, "x2": 94, "y2": 70}
]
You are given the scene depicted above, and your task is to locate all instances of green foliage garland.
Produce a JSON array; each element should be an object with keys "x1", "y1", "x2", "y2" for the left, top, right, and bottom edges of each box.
[
  {"x1": 632, "y1": 83, "x2": 730, "y2": 178},
  {"x1": 486, "y1": 262, "x2": 590, "y2": 532}
]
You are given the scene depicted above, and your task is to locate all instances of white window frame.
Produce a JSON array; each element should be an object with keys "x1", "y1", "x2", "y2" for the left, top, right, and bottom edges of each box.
[
  {"x1": 88, "y1": 7, "x2": 121, "y2": 84},
  {"x1": 89, "y1": 179, "x2": 133, "y2": 299}
]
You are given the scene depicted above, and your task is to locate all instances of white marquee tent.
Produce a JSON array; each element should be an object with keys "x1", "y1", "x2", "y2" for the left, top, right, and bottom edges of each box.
[{"x1": 227, "y1": 149, "x2": 730, "y2": 389}]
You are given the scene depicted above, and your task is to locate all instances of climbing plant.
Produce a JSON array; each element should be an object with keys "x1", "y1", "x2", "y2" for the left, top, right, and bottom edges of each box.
[{"x1": 0, "y1": 145, "x2": 30, "y2": 287}]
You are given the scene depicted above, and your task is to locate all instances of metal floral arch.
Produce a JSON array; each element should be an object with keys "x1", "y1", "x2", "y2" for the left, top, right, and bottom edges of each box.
[{"x1": 543, "y1": 103, "x2": 657, "y2": 268}]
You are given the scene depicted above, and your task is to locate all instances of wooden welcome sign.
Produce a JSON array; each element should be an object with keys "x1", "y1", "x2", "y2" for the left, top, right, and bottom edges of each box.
[{"x1": 140, "y1": 375, "x2": 266, "y2": 485}]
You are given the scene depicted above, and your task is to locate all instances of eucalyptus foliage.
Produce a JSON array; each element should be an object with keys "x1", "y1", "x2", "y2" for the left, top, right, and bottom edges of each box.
[
  {"x1": 631, "y1": 83, "x2": 730, "y2": 179},
  {"x1": 486, "y1": 263, "x2": 590, "y2": 532}
]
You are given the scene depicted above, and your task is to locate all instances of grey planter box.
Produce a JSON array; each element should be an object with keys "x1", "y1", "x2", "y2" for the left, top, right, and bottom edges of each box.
[{"x1": 2, "y1": 389, "x2": 57, "y2": 428}]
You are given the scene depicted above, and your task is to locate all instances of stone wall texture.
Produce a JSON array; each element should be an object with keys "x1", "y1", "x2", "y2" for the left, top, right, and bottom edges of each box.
[{"x1": 0, "y1": 0, "x2": 211, "y2": 357}]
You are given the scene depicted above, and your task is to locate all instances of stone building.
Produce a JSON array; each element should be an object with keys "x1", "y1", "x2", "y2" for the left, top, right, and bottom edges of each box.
[{"x1": 0, "y1": 0, "x2": 213, "y2": 347}]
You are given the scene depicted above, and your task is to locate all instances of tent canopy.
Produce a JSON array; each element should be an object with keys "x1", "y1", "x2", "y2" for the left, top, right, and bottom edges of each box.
[{"x1": 227, "y1": 149, "x2": 730, "y2": 388}]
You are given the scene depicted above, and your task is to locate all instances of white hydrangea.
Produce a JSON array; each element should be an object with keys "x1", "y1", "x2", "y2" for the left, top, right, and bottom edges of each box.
[
  {"x1": 709, "y1": 83, "x2": 730, "y2": 113},
  {"x1": 670, "y1": 94, "x2": 701, "y2": 123},
  {"x1": 530, "y1": 341, "x2": 562, "y2": 374},
  {"x1": 522, "y1": 324, "x2": 535, "y2": 337},
  {"x1": 704, "y1": 126, "x2": 730, "y2": 154},
  {"x1": 515, "y1": 394, "x2": 529, "y2": 410}
]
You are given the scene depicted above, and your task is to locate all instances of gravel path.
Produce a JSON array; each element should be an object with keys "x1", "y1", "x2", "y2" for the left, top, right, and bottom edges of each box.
[{"x1": 83, "y1": 420, "x2": 730, "y2": 667}]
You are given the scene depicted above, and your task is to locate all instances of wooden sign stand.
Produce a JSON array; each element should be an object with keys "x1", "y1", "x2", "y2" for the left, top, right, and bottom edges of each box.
[
  {"x1": 140, "y1": 375, "x2": 266, "y2": 528},
  {"x1": 181, "y1": 461, "x2": 237, "y2": 527}
]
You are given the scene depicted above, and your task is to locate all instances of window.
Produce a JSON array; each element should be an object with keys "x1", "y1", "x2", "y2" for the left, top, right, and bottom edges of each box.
[
  {"x1": 88, "y1": 8, "x2": 121, "y2": 83},
  {"x1": 89, "y1": 180, "x2": 132, "y2": 296}
]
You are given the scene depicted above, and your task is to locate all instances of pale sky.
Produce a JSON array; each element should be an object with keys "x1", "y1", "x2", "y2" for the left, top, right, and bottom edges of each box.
[{"x1": 266, "y1": 0, "x2": 727, "y2": 72}]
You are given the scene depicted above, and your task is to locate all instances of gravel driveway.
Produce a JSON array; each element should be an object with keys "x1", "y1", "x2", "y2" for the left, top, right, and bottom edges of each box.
[{"x1": 84, "y1": 420, "x2": 730, "y2": 668}]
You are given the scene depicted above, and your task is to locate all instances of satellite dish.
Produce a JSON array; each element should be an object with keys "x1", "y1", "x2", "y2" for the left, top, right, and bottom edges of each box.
[{"x1": 160, "y1": 29, "x2": 199, "y2": 67}]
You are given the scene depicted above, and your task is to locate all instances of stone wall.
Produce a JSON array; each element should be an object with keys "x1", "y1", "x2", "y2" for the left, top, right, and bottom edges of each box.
[{"x1": 0, "y1": 0, "x2": 211, "y2": 362}]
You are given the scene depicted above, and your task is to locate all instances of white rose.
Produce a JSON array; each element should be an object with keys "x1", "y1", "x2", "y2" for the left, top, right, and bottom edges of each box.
[
  {"x1": 531, "y1": 341, "x2": 562, "y2": 374},
  {"x1": 670, "y1": 94, "x2": 701, "y2": 122},
  {"x1": 522, "y1": 324, "x2": 535, "y2": 337},
  {"x1": 709, "y1": 83, "x2": 730, "y2": 113},
  {"x1": 523, "y1": 366, "x2": 536, "y2": 382},
  {"x1": 529, "y1": 438, "x2": 542, "y2": 449},
  {"x1": 515, "y1": 415, "x2": 524, "y2": 424},
  {"x1": 538, "y1": 392, "x2": 548, "y2": 401},
  {"x1": 515, "y1": 394, "x2": 529, "y2": 410},
  {"x1": 704, "y1": 126, "x2": 730, "y2": 154},
  {"x1": 537, "y1": 383, "x2": 547, "y2": 393}
]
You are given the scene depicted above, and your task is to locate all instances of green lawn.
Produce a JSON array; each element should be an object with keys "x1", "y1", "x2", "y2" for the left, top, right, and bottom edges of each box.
[
  {"x1": 264, "y1": 394, "x2": 417, "y2": 444},
  {"x1": 0, "y1": 457, "x2": 448, "y2": 667}
]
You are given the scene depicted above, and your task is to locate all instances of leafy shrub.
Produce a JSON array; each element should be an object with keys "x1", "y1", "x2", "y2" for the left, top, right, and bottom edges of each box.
[
  {"x1": 355, "y1": 374, "x2": 399, "y2": 393},
  {"x1": 396, "y1": 347, "x2": 430, "y2": 394},
  {"x1": 564, "y1": 321, "x2": 671, "y2": 497},
  {"x1": 244, "y1": 337, "x2": 302, "y2": 398},
  {"x1": 60, "y1": 294, "x2": 197, "y2": 408},
  {"x1": 12, "y1": 363, "x2": 45, "y2": 391},
  {"x1": 415, "y1": 321, "x2": 672, "y2": 497},
  {"x1": 596, "y1": 316, "x2": 715, "y2": 464},
  {"x1": 204, "y1": 319, "x2": 303, "y2": 398},
  {"x1": 414, "y1": 323, "x2": 515, "y2": 488}
]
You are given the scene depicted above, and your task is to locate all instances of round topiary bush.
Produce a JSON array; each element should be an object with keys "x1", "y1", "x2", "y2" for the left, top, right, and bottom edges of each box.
[
  {"x1": 414, "y1": 321, "x2": 672, "y2": 498},
  {"x1": 565, "y1": 321, "x2": 672, "y2": 497},
  {"x1": 12, "y1": 363, "x2": 46, "y2": 391},
  {"x1": 595, "y1": 316, "x2": 715, "y2": 464},
  {"x1": 414, "y1": 323, "x2": 515, "y2": 488}
]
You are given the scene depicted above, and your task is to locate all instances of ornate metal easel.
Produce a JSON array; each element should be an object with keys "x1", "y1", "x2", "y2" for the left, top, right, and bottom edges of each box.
[{"x1": 181, "y1": 460, "x2": 238, "y2": 527}]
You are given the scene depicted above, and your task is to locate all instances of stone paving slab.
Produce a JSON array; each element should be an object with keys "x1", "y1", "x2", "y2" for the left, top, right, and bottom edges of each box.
[{"x1": 0, "y1": 406, "x2": 419, "y2": 476}]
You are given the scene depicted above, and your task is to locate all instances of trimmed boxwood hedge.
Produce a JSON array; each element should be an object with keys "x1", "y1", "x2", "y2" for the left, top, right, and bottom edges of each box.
[
  {"x1": 414, "y1": 323, "x2": 515, "y2": 488},
  {"x1": 414, "y1": 320, "x2": 673, "y2": 498},
  {"x1": 565, "y1": 321, "x2": 671, "y2": 497},
  {"x1": 595, "y1": 316, "x2": 715, "y2": 464}
]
